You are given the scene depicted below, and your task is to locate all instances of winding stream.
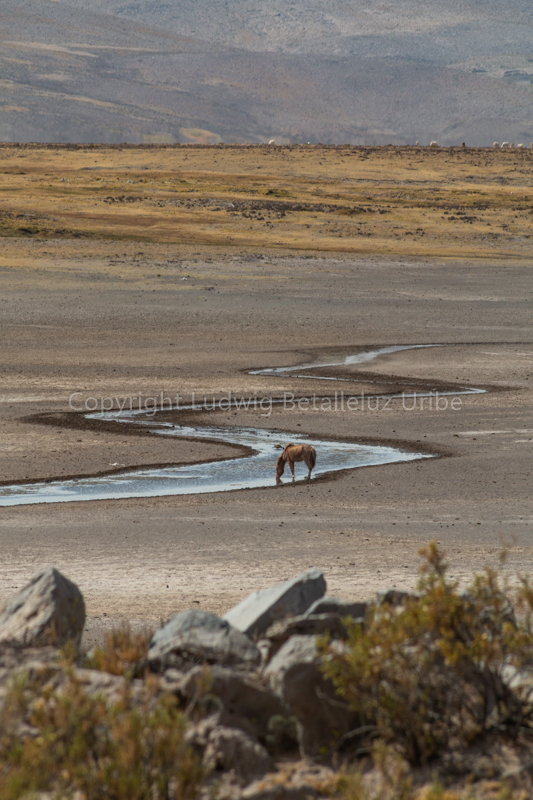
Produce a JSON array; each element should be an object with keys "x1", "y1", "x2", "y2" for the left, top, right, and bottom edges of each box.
[{"x1": 0, "y1": 345, "x2": 477, "y2": 506}]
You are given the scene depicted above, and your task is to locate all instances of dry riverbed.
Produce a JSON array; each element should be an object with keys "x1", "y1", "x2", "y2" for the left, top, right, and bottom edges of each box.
[{"x1": 0, "y1": 145, "x2": 531, "y2": 647}]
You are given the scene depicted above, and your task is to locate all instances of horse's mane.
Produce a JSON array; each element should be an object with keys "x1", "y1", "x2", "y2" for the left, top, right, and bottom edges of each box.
[
  {"x1": 282, "y1": 443, "x2": 296, "y2": 456},
  {"x1": 277, "y1": 444, "x2": 296, "y2": 475}
]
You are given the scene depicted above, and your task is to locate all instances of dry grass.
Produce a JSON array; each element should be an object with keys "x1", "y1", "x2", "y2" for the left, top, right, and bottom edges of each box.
[
  {"x1": 0, "y1": 667, "x2": 202, "y2": 800},
  {"x1": 85, "y1": 626, "x2": 152, "y2": 676},
  {"x1": 0, "y1": 143, "x2": 531, "y2": 258}
]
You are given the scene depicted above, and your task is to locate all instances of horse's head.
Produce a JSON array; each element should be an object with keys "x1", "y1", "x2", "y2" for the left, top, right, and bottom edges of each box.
[{"x1": 275, "y1": 454, "x2": 285, "y2": 484}]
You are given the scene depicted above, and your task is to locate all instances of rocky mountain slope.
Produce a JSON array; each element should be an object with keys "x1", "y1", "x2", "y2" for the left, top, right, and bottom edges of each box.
[{"x1": 58, "y1": 0, "x2": 533, "y2": 57}]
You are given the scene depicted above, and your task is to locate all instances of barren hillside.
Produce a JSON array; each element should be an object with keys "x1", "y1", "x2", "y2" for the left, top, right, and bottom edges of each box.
[{"x1": 1, "y1": 0, "x2": 533, "y2": 144}]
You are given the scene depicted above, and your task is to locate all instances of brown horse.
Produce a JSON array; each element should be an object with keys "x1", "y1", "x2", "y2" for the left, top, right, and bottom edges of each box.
[{"x1": 276, "y1": 443, "x2": 316, "y2": 484}]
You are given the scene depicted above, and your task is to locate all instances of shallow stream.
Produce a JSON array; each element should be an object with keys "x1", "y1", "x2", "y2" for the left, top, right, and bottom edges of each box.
[{"x1": 0, "y1": 344, "x2": 475, "y2": 506}]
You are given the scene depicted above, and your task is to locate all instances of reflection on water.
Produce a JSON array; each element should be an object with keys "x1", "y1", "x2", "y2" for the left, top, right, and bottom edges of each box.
[{"x1": 0, "y1": 345, "x2": 455, "y2": 506}]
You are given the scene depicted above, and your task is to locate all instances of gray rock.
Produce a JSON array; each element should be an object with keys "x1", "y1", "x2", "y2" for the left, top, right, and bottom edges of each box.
[
  {"x1": 148, "y1": 610, "x2": 260, "y2": 671},
  {"x1": 257, "y1": 638, "x2": 272, "y2": 664},
  {"x1": 304, "y1": 596, "x2": 367, "y2": 619},
  {"x1": 204, "y1": 726, "x2": 275, "y2": 785},
  {"x1": 223, "y1": 569, "x2": 326, "y2": 639},
  {"x1": 264, "y1": 635, "x2": 358, "y2": 757},
  {"x1": 264, "y1": 613, "x2": 349, "y2": 662},
  {"x1": 375, "y1": 589, "x2": 412, "y2": 607},
  {"x1": 501, "y1": 664, "x2": 533, "y2": 706},
  {"x1": 0, "y1": 567, "x2": 85, "y2": 649},
  {"x1": 185, "y1": 715, "x2": 217, "y2": 752},
  {"x1": 0, "y1": 646, "x2": 62, "y2": 708},
  {"x1": 179, "y1": 665, "x2": 289, "y2": 740}
]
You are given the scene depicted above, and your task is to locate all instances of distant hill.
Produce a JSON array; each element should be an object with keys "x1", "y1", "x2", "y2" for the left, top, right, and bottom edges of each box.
[
  {"x1": 56, "y1": 0, "x2": 533, "y2": 57},
  {"x1": 1, "y1": 0, "x2": 533, "y2": 145}
]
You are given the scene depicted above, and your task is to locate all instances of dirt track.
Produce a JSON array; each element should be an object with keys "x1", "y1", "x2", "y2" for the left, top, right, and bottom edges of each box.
[{"x1": 1, "y1": 230, "x2": 531, "y2": 648}]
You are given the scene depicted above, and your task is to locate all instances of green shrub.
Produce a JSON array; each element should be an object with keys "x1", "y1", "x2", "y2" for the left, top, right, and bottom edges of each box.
[{"x1": 322, "y1": 542, "x2": 533, "y2": 765}]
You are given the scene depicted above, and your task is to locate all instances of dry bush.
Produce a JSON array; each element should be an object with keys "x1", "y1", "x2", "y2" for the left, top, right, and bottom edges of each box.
[
  {"x1": 336, "y1": 768, "x2": 530, "y2": 800},
  {"x1": 86, "y1": 626, "x2": 152, "y2": 676},
  {"x1": 0, "y1": 668, "x2": 202, "y2": 800},
  {"x1": 335, "y1": 741, "x2": 531, "y2": 800},
  {"x1": 322, "y1": 543, "x2": 533, "y2": 765}
]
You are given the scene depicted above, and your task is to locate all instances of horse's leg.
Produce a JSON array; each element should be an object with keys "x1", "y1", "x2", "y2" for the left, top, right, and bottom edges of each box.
[
  {"x1": 305, "y1": 454, "x2": 312, "y2": 481},
  {"x1": 289, "y1": 458, "x2": 295, "y2": 482}
]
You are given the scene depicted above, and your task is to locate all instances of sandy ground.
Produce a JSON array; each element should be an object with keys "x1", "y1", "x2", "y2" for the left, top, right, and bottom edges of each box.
[{"x1": 1, "y1": 234, "x2": 531, "y2": 649}]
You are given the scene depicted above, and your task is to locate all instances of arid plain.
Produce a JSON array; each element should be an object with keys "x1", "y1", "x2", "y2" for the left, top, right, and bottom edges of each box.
[{"x1": 0, "y1": 144, "x2": 531, "y2": 647}]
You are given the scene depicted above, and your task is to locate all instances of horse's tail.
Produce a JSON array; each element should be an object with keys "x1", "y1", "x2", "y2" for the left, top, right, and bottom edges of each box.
[{"x1": 309, "y1": 447, "x2": 316, "y2": 469}]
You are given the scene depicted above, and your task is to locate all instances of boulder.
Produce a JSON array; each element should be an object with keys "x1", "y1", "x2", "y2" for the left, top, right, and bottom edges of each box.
[
  {"x1": 304, "y1": 596, "x2": 367, "y2": 619},
  {"x1": 148, "y1": 610, "x2": 260, "y2": 671},
  {"x1": 223, "y1": 569, "x2": 326, "y2": 639},
  {"x1": 0, "y1": 567, "x2": 85, "y2": 649},
  {"x1": 263, "y1": 613, "x2": 349, "y2": 661},
  {"x1": 179, "y1": 666, "x2": 289, "y2": 742},
  {"x1": 204, "y1": 726, "x2": 275, "y2": 785},
  {"x1": 264, "y1": 635, "x2": 358, "y2": 757}
]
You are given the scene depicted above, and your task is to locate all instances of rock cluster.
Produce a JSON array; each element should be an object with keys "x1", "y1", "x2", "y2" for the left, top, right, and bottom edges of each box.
[
  {"x1": 0, "y1": 566, "x2": 366, "y2": 798},
  {"x1": 3, "y1": 565, "x2": 533, "y2": 797},
  {"x1": 147, "y1": 569, "x2": 366, "y2": 770}
]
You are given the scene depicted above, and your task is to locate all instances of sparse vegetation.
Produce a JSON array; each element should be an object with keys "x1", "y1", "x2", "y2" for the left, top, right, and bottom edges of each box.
[
  {"x1": 334, "y1": 745, "x2": 531, "y2": 800},
  {"x1": 0, "y1": 144, "x2": 531, "y2": 258},
  {"x1": 322, "y1": 543, "x2": 533, "y2": 768},
  {"x1": 0, "y1": 666, "x2": 202, "y2": 800},
  {"x1": 86, "y1": 625, "x2": 152, "y2": 676},
  {"x1": 4, "y1": 545, "x2": 533, "y2": 798}
]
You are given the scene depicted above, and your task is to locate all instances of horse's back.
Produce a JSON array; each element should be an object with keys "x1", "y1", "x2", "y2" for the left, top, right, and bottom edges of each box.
[{"x1": 287, "y1": 443, "x2": 316, "y2": 466}]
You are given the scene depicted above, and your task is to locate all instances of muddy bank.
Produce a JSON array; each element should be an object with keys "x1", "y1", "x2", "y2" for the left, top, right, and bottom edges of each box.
[
  {"x1": 2, "y1": 344, "x2": 458, "y2": 503},
  {"x1": 0, "y1": 244, "x2": 530, "y2": 629}
]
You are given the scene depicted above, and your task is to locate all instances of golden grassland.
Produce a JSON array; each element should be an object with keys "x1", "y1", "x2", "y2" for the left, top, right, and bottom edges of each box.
[{"x1": 0, "y1": 142, "x2": 532, "y2": 258}]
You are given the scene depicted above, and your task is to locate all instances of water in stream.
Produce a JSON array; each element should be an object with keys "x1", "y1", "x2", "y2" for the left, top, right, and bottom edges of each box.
[
  {"x1": 0, "y1": 345, "x2": 470, "y2": 506},
  {"x1": 0, "y1": 422, "x2": 428, "y2": 506}
]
